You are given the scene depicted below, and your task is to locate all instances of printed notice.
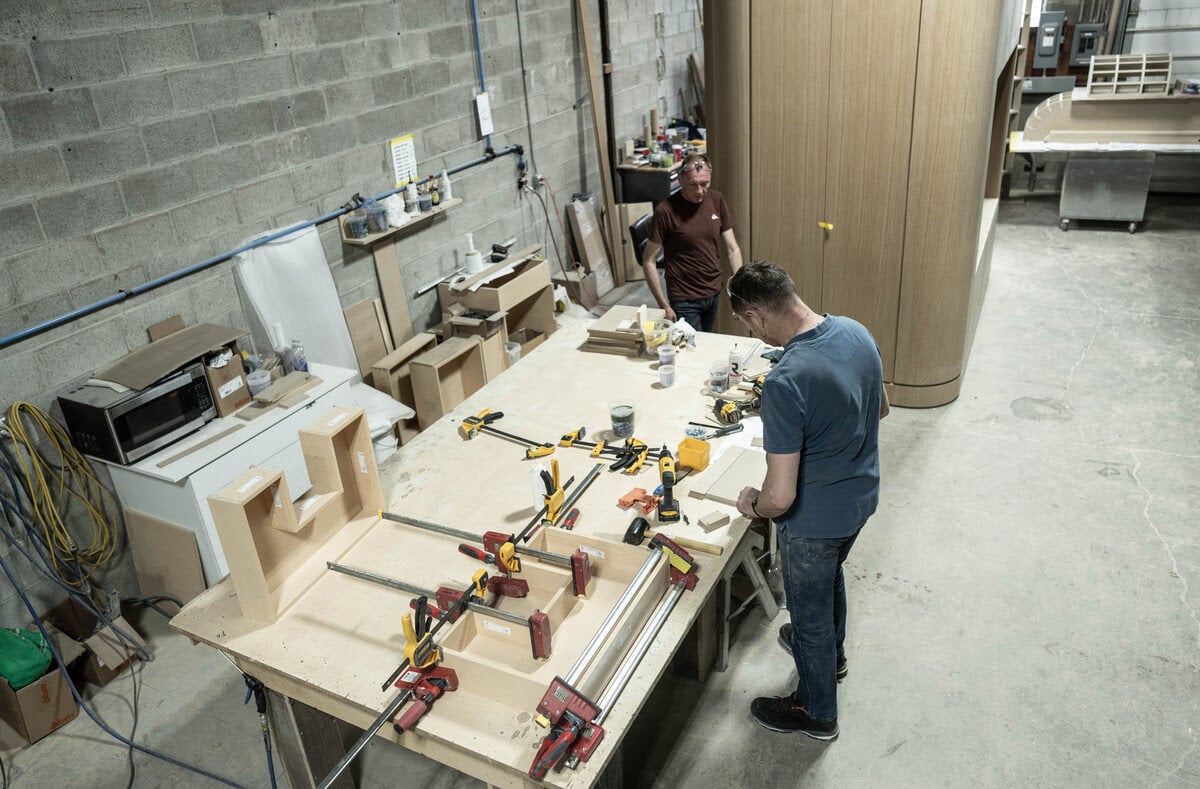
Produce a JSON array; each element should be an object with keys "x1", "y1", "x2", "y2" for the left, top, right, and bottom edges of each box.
[{"x1": 391, "y1": 133, "x2": 417, "y2": 188}]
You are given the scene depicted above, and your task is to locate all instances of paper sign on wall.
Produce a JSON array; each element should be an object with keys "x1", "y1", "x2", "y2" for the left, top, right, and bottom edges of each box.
[{"x1": 391, "y1": 133, "x2": 417, "y2": 188}]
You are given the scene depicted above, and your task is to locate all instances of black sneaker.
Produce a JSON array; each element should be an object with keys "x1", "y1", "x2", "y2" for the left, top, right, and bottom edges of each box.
[
  {"x1": 778, "y1": 624, "x2": 848, "y2": 681},
  {"x1": 750, "y1": 695, "x2": 839, "y2": 740}
]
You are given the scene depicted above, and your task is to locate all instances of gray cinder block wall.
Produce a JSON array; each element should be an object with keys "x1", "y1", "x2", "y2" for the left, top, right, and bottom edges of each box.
[{"x1": 0, "y1": 0, "x2": 701, "y2": 623}]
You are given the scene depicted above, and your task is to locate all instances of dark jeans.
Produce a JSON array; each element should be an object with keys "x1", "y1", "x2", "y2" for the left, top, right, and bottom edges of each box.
[
  {"x1": 671, "y1": 294, "x2": 719, "y2": 333},
  {"x1": 780, "y1": 523, "x2": 863, "y2": 722}
]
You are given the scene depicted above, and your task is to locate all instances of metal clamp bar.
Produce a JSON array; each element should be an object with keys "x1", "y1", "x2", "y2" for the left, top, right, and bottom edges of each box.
[
  {"x1": 326, "y1": 562, "x2": 530, "y2": 627},
  {"x1": 593, "y1": 580, "x2": 686, "y2": 720},
  {"x1": 551, "y1": 462, "x2": 604, "y2": 526},
  {"x1": 563, "y1": 549, "x2": 665, "y2": 687},
  {"x1": 379, "y1": 511, "x2": 479, "y2": 543}
]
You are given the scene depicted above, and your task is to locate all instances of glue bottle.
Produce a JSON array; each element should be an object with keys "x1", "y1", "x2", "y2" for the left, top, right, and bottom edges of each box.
[
  {"x1": 464, "y1": 232, "x2": 483, "y2": 274},
  {"x1": 404, "y1": 183, "x2": 419, "y2": 215},
  {"x1": 529, "y1": 463, "x2": 548, "y2": 514},
  {"x1": 729, "y1": 343, "x2": 742, "y2": 385},
  {"x1": 439, "y1": 169, "x2": 453, "y2": 201}
]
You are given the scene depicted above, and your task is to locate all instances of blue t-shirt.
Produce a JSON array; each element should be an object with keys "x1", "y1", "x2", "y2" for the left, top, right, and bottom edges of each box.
[{"x1": 760, "y1": 315, "x2": 883, "y2": 538}]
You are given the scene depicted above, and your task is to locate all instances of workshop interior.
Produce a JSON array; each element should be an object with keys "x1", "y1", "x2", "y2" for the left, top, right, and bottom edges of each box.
[{"x1": 0, "y1": 0, "x2": 1197, "y2": 786}]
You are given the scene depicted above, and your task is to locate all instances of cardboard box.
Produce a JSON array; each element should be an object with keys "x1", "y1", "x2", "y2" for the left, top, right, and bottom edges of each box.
[
  {"x1": 0, "y1": 624, "x2": 84, "y2": 744},
  {"x1": 445, "y1": 308, "x2": 508, "y2": 381},
  {"x1": 510, "y1": 328, "x2": 546, "y2": 358},
  {"x1": 552, "y1": 269, "x2": 599, "y2": 308},
  {"x1": 437, "y1": 258, "x2": 556, "y2": 354},
  {"x1": 203, "y1": 342, "x2": 250, "y2": 416},
  {"x1": 98, "y1": 322, "x2": 246, "y2": 392},
  {"x1": 44, "y1": 597, "x2": 147, "y2": 688}
]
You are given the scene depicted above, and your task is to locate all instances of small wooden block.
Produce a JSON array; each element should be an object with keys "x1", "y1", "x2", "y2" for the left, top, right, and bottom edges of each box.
[
  {"x1": 751, "y1": 437, "x2": 763, "y2": 447},
  {"x1": 698, "y1": 511, "x2": 731, "y2": 533}
]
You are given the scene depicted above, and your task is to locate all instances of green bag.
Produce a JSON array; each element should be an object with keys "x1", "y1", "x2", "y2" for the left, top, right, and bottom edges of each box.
[{"x1": 0, "y1": 628, "x2": 52, "y2": 690}]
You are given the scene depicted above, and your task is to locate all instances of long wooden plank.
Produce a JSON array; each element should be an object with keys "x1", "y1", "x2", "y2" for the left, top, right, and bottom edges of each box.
[
  {"x1": 575, "y1": 0, "x2": 620, "y2": 278},
  {"x1": 373, "y1": 242, "x2": 414, "y2": 348},
  {"x1": 445, "y1": 244, "x2": 543, "y2": 293}
]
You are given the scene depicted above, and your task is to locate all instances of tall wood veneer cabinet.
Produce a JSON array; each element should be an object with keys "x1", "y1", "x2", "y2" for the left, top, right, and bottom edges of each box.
[{"x1": 706, "y1": 0, "x2": 1024, "y2": 407}]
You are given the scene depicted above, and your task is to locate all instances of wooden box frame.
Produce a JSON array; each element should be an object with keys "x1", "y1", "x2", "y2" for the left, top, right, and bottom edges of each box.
[
  {"x1": 409, "y1": 336, "x2": 487, "y2": 430},
  {"x1": 207, "y1": 406, "x2": 383, "y2": 622},
  {"x1": 371, "y1": 332, "x2": 438, "y2": 444}
]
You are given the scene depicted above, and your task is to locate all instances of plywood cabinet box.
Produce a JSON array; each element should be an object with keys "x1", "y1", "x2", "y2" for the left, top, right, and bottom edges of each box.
[
  {"x1": 706, "y1": 0, "x2": 1025, "y2": 406},
  {"x1": 370, "y1": 332, "x2": 438, "y2": 444},
  {"x1": 409, "y1": 336, "x2": 487, "y2": 430},
  {"x1": 437, "y1": 258, "x2": 556, "y2": 363}
]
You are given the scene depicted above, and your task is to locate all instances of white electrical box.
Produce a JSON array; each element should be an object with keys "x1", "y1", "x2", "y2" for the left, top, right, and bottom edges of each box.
[{"x1": 475, "y1": 92, "x2": 494, "y2": 138}]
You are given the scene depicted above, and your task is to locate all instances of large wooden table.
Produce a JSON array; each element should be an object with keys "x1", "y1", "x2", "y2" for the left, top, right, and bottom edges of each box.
[{"x1": 171, "y1": 321, "x2": 761, "y2": 788}]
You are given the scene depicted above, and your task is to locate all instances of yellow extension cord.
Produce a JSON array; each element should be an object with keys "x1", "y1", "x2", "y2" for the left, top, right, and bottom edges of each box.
[{"x1": 4, "y1": 402, "x2": 119, "y2": 586}]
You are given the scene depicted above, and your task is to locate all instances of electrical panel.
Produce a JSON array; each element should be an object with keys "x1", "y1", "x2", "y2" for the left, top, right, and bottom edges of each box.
[
  {"x1": 1033, "y1": 11, "x2": 1066, "y2": 70},
  {"x1": 1070, "y1": 23, "x2": 1105, "y2": 67}
]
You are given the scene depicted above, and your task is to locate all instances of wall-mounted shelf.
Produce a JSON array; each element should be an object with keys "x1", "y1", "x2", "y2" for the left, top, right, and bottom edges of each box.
[{"x1": 338, "y1": 197, "x2": 463, "y2": 247}]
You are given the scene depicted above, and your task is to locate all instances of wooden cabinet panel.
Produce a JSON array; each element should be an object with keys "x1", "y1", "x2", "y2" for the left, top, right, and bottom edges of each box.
[
  {"x1": 749, "y1": 0, "x2": 830, "y2": 304},
  {"x1": 895, "y1": 0, "x2": 1006, "y2": 389},
  {"x1": 822, "y1": 0, "x2": 920, "y2": 379}
]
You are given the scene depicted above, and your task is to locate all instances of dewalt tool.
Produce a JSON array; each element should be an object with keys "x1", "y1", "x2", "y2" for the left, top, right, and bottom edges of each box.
[
  {"x1": 459, "y1": 408, "x2": 556, "y2": 458},
  {"x1": 456, "y1": 544, "x2": 529, "y2": 597},
  {"x1": 381, "y1": 510, "x2": 594, "y2": 598},
  {"x1": 401, "y1": 596, "x2": 439, "y2": 669},
  {"x1": 541, "y1": 459, "x2": 565, "y2": 522},
  {"x1": 656, "y1": 446, "x2": 680, "y2": 523},
  {"x1": 715, "y1": 374, "x2": 766, "y2": 424}
]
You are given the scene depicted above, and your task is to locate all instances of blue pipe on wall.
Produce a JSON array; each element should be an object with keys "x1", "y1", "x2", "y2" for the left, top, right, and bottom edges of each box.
[{"x1": 0, "y1": 145, "x2": 523, "y2": 352}]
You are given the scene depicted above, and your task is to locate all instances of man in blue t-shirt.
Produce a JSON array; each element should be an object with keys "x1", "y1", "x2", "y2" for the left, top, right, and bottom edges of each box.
[{"x1": 727, "y1": 261, "x2": 889, "y2": 741}]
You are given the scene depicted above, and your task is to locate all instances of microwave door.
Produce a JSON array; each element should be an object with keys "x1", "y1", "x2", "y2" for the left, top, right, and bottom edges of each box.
[{"x1": 109, "y1": 369, "x2": 212, "y2": 464}]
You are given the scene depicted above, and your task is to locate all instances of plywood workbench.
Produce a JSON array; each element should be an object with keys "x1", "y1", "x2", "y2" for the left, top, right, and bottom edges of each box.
[{"x1": 170, "y1": 320, "x2": 766, "y2": 788}]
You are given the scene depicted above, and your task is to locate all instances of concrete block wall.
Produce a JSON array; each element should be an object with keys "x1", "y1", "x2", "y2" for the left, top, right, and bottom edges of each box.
[{"x1": 0, "y1": 0, "x2": 701, "y2": 623}]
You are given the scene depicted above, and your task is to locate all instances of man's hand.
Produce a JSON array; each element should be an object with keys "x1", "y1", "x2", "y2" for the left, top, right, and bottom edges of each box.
[
  {"x1": 665, "y1": 306, "x2": 677, "y2": 322},
  {"x1": 736, "y1": 486, "x2": 760, "y2": 519}
]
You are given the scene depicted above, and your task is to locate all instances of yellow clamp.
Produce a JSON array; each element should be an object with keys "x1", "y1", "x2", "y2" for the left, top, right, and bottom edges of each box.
[
  {"x1": 590, "y1": 439, "x2": 606, "y2": 457},
  {"x1": 497, "y1": 541, "x2": 521, "y2": 573},
  {"x1": 471, "y1": 568, "x2": 488, "y2": 599},
  {"x1": 818, "y1": 221, "x2": 834, "y2": 231},
  {"x1": 525, "y1": 444, "x2": 555, "y2": 459},
  {"x1": 542, "y1": 459, "x2": 565, "y2": 521},
  {"x1": 401, "y1": 612, "x2": 440, "y2": 669},
  {"x1": 459, "y1": 408, "x2": 494, "y2": 440}
]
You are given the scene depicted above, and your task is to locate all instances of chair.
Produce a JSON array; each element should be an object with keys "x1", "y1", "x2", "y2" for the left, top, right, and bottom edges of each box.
[{"x1": 629, "y1": 214, "x2": 664, "y2": 267}]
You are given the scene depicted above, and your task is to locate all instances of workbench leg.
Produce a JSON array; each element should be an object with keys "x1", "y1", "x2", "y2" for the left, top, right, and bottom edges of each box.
[{"x1": 269, "y1": 690, "x2": 359, "y2": 789}]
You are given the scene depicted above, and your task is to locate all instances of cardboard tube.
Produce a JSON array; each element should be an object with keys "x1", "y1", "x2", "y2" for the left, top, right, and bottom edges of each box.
[{"x1": 649, "y1": 108, "x2": 659, "y2": 137}]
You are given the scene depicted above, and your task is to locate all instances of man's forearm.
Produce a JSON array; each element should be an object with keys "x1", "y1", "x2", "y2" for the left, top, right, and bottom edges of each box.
[{"x1": 643, "y1": 262, "x2": 670, "y2": 311}]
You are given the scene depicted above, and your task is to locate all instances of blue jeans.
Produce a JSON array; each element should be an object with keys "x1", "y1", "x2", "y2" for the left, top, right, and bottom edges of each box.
[
  {"x1": 780, "y1": 523, "x2": 862, "y2": 722},
  {"x1": 671, "y1": 295, "x2": 719, "y2": 333}
]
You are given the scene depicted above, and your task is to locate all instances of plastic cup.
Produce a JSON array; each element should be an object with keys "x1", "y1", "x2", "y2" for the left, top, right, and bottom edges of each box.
[
  {"x1": 659, "y1": 364, "x2": 676, "y2": 387},
  {"x1": 657, "y1": 344, "x2": 677, "y2": 366},
  {"x1": 709, "y1": 362, "x2": 730, "y2": 393},
  {"x1": 609, "y1": 402, "x2": 635, "y2": 439}
]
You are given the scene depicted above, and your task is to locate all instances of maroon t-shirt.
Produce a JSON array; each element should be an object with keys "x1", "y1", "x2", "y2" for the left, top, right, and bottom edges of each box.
[{"x1": 648, "y1": 189, "x2": 733, "y2": 302}]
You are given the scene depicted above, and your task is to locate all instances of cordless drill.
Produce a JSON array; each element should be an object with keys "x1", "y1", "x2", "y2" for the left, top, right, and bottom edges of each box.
[{"x1": 657, "y1": 446, "x2": 680, "y2": 523}]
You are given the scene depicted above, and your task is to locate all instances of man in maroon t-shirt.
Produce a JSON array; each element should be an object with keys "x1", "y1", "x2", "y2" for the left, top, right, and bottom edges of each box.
[{"x1": 641, "y1": 153, "x2": 743, "y2": 332}]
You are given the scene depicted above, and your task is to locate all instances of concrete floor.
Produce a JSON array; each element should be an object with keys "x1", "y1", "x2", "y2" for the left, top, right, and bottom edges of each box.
[{"x1": 2, "y1": 194, "x2": 1197, "y2": 787}]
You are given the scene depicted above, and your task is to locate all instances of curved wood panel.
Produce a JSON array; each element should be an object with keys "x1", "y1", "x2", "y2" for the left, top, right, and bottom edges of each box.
[
  {"x1": 705, "y1": 0, "x2": 751, "y2": 336},
  {"x1": 822, "y1": 0, "x2": 920, "y2": 380},
  {"x1": 748, "y1": 0, "x2": 830, "y2": 308},
  {"x1": 894, "y1": 0, "x2": 1006, "y2": 391},
  {"x1": 887, "y1": 377, "x2": 963, "y2": 409}
]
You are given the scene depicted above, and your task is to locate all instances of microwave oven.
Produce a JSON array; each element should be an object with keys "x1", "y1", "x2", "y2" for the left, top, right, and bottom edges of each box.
[{"x1": 58, "y1": 363, "x2": 217, "y2": 465}]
